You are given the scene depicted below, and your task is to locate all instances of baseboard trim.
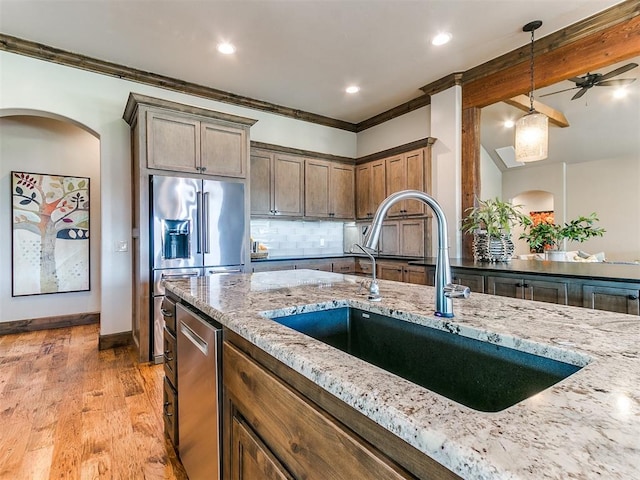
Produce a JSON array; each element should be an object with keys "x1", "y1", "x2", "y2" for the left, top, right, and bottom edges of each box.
[
  {"x1": 99, "y1": 331, "x2": 133, "y2": 350},
  {"x1": 0, "y1": 312, "x2": 100, "y2": 335}
]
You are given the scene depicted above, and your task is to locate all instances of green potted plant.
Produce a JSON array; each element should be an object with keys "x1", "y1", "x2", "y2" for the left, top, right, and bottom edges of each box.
[
  {"x1": 519, "y1": 212, "x2": 605, "y2": 260},
  {"x1": 462, "y1": 198, "x2": 530, "y2": 262}
]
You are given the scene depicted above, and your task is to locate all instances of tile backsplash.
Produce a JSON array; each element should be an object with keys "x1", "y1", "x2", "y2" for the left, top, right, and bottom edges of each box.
[{"x1": 250, "y1": 219, "x2": 344, "y2": 257}]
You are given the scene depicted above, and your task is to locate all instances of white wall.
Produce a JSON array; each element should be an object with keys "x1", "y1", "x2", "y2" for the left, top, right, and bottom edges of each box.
[
  {"x1": 0, "y1": 116, "x2": 101, "y2": 321},
  {"x1": 480, "y1": 145, "x2": 502, "y2": 200},
  {"x1": 356, "y1": 106, "x2": 430, "y2": 157},
  {"x1": 0, "y1": 51, "x2": 357, "y2": 336},
  {"x1": 567, "y1": 157, "x2": 640, "y2": 262}
]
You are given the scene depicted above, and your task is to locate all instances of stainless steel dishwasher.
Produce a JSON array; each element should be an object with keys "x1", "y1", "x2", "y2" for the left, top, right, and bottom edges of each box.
[{"x1": 176, "y1": 303, "x2": 222, "y2": 480}]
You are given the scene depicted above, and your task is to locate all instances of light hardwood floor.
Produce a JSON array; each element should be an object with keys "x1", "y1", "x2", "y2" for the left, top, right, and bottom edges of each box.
[{"x1": 0, "y1": 324, "x2": 188, "y2": 480}]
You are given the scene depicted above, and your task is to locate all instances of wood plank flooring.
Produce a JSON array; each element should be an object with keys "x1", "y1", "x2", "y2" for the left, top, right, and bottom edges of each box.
[{"x1": 0, "y1": 324, "x2": 188, "y2": 480}]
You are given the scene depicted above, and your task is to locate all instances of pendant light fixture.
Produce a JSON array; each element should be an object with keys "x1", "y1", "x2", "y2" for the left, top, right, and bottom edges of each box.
[{"x1": 515, "y1": 20, "x2": 548, "y2": 163}]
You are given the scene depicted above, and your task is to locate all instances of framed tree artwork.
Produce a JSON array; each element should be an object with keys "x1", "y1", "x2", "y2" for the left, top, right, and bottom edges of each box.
[{"x1": 11, "y1": 171, "x2": 90, "y2": 296}]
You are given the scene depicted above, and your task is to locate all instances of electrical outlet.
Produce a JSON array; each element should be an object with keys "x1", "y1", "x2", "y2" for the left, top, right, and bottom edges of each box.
[
  {"x1": 115, "y1": 240, "x2": 128, "y2": 252},
  {"x1": 319, "y1": 238, "x2": 325, "y2": 247}
]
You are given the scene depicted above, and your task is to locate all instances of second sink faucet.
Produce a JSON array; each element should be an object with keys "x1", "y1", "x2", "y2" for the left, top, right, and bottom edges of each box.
[{"x1": 364, "y1": 190, "x2": 470, "y2": 318}]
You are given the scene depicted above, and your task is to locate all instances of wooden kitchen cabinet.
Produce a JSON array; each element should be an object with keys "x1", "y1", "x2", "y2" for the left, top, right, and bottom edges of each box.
[
  {"x1": 377, "y1": 260, "x2": 426, "y2": 285},
  {"x1": 250, "y1": 150, "x2": 305, "y2": 217},
  {"x1": 332, "y1": 258, "x2": 356, "y2": 274},
  {"x1": 231, "y1": 417, "x2": 294, "y2": 480},
  {"x1": 451, "y1": 270, "x2": 485, "y2": 293},
  {"x1": 379, "y1": 219, "x2": 425, "y2": 257},
  {"x1": 223, "y1": 341, "x2": 415, "y2": 480},
  {"x1": 356, "y1": 159, "x2": 386, "y2": 219},
  {"x1": 385, "y1": 149, "x2": 429, "y2": 217},
  {"x1": 583, "y1": 283, "x2": 640, "y2": 315},
  {"x1": 147, "y1": 109, "x2": 249, "y2": 178},
  {"x1": 354, "y1": 257, "x2": 374, "y2": 276},
  {"x1": 486, "y1": 275, "x2": 569, "y2": 305},
  {"x1": 305, "y1": 159, "x2": 355, "y2": 219}
]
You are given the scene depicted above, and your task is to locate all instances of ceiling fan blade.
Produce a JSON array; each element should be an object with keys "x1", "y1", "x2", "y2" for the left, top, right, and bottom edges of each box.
[
  {"x1": 539, "y1": 86, "x2": 580, "y2": 98},
  {"x1": 571, "y1": 87, "x2": 589, "y2": 100},
  {"x1": 595, "y1": 78, "x2": 636, "y2": 87},
  {"x1": 597, "y1": 63, "x2": 639, "y2": 82},
  {"x1": 567, "y1": 77, "x2": 584, "y2": 83}
]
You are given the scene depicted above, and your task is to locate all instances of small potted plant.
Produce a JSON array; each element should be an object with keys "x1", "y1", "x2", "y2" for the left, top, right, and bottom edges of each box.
[
  {"x1": 462, "y1": 198, "x2": 530, "y2": 262},
  {"x1": 519, "y1": 212, "x2": 605, "y2": 260}
]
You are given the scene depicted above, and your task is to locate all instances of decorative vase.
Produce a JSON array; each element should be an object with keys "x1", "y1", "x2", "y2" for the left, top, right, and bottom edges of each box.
[
  {"x1": 473, "y1": 233, "x2": 514, "y2": 262},
  {"x1": 545, "y1": 250, "x2": 567, "y2": 261}
]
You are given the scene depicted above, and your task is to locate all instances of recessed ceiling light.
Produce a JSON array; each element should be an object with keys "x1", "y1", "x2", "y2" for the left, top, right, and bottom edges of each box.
[
  {"x1": 432, "y1": 32, "x2": 452, "y2": 46},
  {"x1": 345, "y1": 86, "x2": 360, "y2": 94},
  {"x1": 217, "y1": 42, "x2": 236, "y2": 55},
  {"x1": 504, "y1": 120, "x2": 515, "y2": 128}
]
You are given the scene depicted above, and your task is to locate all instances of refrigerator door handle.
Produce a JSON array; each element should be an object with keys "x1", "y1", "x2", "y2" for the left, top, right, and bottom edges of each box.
[
  {"x1": 203, "y1": 192, "x2": 210, "y2": 254},
  {"x1": 196, "y1": 191, "x2": 203, "y2": 254}
]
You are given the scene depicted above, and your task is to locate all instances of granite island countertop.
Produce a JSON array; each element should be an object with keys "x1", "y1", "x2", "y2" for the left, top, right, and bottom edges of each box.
[{"x1": 165, "y1": 270, "x2": 640, "y2": 480}]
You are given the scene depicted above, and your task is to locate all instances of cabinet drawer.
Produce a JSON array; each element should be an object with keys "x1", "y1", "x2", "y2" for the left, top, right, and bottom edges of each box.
[
  {"x1": 163, "y1": 376, "x2": 178, "y2": 446},
  {"x1": 332, "y1": 259, "x2": 355, "y2": 274},
  {"x1": 224, "y1": 342, "x2": 413, "y2": 480},
  {"x1": 163, "y1": 327, "x2": 177, "y2": 387},
  {"x1": 161, "y1": 296, "x2": 177, "y2": 334}
]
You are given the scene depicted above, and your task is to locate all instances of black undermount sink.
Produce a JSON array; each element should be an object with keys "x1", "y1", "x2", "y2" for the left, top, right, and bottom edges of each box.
[{"x1": 265, "y1": 306, "x2": 585, "y2": 412}]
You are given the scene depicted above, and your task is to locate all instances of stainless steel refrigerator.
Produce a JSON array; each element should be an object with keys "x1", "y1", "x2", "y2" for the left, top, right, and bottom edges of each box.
[{"x1": 150, "y1": 174, "x2": 245, "y2": 360}]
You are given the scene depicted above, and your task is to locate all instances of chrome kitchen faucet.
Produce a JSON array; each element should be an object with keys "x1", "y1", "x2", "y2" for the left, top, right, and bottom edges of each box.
[{"x1": 364, "y1": 190, "x2": 470, "y2": 317}]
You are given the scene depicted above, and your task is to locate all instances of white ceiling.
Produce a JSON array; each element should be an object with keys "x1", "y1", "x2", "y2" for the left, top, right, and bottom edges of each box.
[{"x1": 0, "y1": 0, "x2": 626, "y2": 124}]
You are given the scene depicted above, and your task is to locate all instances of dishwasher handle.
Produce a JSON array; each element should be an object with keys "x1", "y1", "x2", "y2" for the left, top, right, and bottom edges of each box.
[{"x1": 180, "y1": 320, "x2": 209, "y2": 356}]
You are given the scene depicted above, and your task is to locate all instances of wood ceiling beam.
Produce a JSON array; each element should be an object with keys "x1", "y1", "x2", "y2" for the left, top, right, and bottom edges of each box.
[{"x1": 503, "y1": 95, "x2": 570, "y2": 128}]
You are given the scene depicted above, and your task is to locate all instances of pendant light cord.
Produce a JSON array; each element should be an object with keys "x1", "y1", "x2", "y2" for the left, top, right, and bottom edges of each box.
[{"x1": 529, "y1": 28, "x2": 535, "y2": 113}]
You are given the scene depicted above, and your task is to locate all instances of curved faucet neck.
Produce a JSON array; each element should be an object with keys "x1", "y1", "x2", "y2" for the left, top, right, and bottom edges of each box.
[{"x1": 363, "y1": 190, "x2": 455, "y2": 317}]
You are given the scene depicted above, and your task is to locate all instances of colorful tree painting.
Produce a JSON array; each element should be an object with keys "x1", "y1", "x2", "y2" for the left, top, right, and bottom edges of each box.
[{"x1": 11, "y1": 171, "x2": 90, "y2": 296}]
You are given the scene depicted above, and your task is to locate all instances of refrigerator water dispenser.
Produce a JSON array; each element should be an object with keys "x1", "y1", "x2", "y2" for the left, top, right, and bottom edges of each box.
[{"x1": 162, "y1": 219, "x2": 190, "y2": 259}]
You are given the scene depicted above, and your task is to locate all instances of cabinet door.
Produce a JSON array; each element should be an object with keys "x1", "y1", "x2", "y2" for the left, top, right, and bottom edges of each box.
[
  {"x1": 385, "y1": 155, "x2": 405, "y2": 216},
  {"x1": 355, "y1": 258, "x2": 374, "y2": 276},
  {"x1": 330, "y1": 164, "x2": 355, "y2": 219},
  {"x1": 403, "y1": 265, "x2": 427, "y2": 285},
  {"x1": 200, "y1": 121, "x2": 246, "y2": 178},
  {"x1": 274, "y1": 154, "x2": 304, "y2": 216},
  {"x1": 296, "y1": 259, "x2": 333, "y2": 272},
  {"x1": 583, "y1": 285, "x2": 640, "y2": 315},
  {"x1": 147, "y1": 111, "x2": 199, "y2": 172},
  {"x1": 486, "y1": 276, "x2": 525, "y2": 299},
  {"x1": 355, "y1": 163, "x2": 371, "y2": 219},
  {"x1": 231, "y1": 417, "x2": 294, "y2": 480},
  {"x1": 378, "y1": 261, "x2": 403, "y2": 282},
  {"x1": 224, "y1": 342, "x2": 413, "y2": 480},
  {"x1": 332, "y1": 259, "x2": 356, "y2": 274},
  {"x1": 379, "y1": 222, "x2": 400, "y2": 256},
  {"x1": 370, "y1": 160, "x2": 387, "y2": 213},
  {"x1": 403, "y1": 149, "x2": 425, "y2": 215},
  {"x1": 250, "y1": 150, "x2": 273, "y2": 215},
  {"x1": 525, "y1": 279, "x2": 568, "y2": 305},
  {"x1": 399, "y1": 219, "x2": 424, "y2": 257},
  {"x1": 452, "y1": 271, "x2": 485, "y2": 293},
  {"x1": 304, "y1": 159, "x2": 331, "y2": 217},
  {"x1": 163, "y1": 377, "x2": 178, "y2": 447}
]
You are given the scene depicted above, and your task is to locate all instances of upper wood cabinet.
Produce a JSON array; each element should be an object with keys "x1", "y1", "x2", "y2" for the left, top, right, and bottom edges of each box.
[
  {"x1": 356, "y1": 159, "x2": 386, "y2": 219},
  {"x1": 356, "y1": 145, "x2": 432, "y2": 220},
  {"x1": 385, "y1": 148, "x2": 429, "y2": 216},
  {"x1": 146, "y1": 109, "x2": 250, "y2": 178},
  {"x1": 250, "y1": 150, "x2": 304, "y2": 217},
  {"x1": 379, "y1": 219, "x2": 426, "y2": 257},
  {"x1": 305, "y1": 159, "x2": 355, "y2": 219}
]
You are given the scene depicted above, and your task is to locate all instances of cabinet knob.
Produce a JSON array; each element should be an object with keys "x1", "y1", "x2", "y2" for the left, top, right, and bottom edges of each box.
[
  {"x1": 629, "y1": 295, "x2": 639, "y2": 300},
  {"x1": 200, "y1": 166, "x2": 207, "y2": 172}
]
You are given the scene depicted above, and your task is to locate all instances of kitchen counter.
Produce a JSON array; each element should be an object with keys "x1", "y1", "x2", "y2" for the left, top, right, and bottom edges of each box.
[
  {"x1": 165, "y1": 270, "x2": 639, "y2": 479},
  {"x1": 411, "y1": 258, "x2": 640, "y2": 283}
]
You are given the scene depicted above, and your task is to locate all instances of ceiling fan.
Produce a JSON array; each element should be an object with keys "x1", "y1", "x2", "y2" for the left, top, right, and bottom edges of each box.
[{"x1": 540, "y1": 62, "x2": 638, "y2": 100}]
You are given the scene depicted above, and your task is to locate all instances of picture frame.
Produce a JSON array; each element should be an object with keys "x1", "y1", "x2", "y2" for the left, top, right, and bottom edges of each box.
[{"x1": 11, "y1": 171, "x2": 90, "y2": 296}]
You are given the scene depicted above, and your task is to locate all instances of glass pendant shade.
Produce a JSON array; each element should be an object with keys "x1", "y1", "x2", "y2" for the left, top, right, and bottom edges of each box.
[{"x1": 514, "y1": 110, "x2": 548, "y2": 162}]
